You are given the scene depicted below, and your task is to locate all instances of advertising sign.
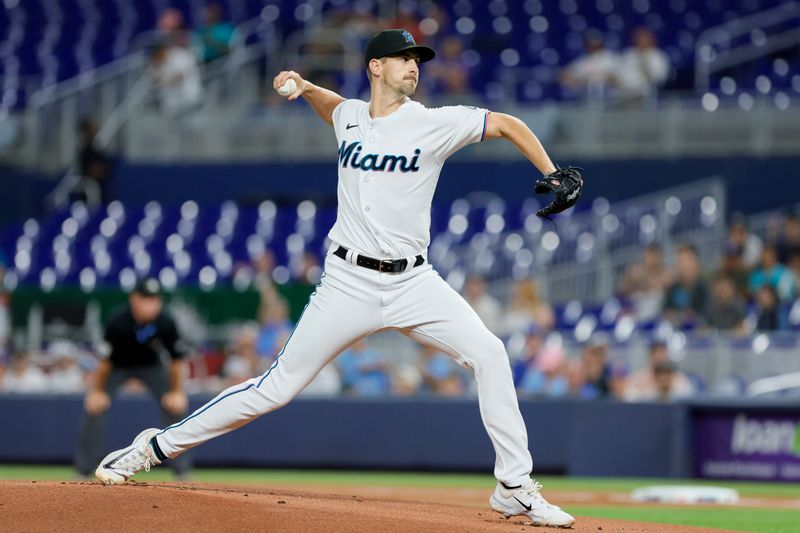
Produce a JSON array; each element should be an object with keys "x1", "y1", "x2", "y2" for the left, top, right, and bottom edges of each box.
[{"x1": 694, "y1": 412, "x2": 800, "y2": 481}]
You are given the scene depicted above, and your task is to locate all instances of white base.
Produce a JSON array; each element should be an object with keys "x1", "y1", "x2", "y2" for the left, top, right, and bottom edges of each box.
[{"x1": 630, "y1": 485, "x2": 740, "y2": 505}]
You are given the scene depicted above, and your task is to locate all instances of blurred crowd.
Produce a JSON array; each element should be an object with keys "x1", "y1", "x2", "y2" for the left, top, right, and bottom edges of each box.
[
  {"x1": 286, "y1": 4, "x2": 670, "y2": 105},
  {"x1": 618, "y1": 213, "x2": 800, "y2": 332},
  {"x1": 131, "y1": 2, "x2": 673, "y2": 115},
  {"x1": 2, "y1": 211, "x2": 797, "y2": 401},
  {"x1": 559, "y1": 27, "x2": 669, "y2": 104},
  {"x1": 71, "y1": 3, "x2": 672, "y2": 197}
]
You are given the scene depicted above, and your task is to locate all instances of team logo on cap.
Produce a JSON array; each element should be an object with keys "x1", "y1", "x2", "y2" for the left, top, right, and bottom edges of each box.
[{"x1": 402, "y1": 30, "x2": 415, "y2": 44}]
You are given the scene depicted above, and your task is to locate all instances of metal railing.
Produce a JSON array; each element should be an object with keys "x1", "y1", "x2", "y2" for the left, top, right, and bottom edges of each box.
[
  {"x1": 25, "y1": 14, "x2": 283, "y2": 205},
  {"x1": 23, "y1": 51, "x2": 150, "y2": 172},
  {"x1": 44, "y1": 72, "x2": 154, "y2": 209},
  {"x1": 434, "y1": 178, "x2": 728, "y2": 304},
  {"x1": 13, "y1": 13, "x2": 800, "y2": 170},
  {"x1": 695, "y1": 1, "x2": 800, "y2": 91},
  {"x1": 16, "y1": 306, "x2": 800, "y2": 397},
  {"x1": 110, "y1": 95, "x2": 800, "y2": 163}
]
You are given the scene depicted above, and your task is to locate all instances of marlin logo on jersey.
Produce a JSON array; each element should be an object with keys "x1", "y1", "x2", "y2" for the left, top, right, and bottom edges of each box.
[{"x1": 338, "y1": 141, "x2": 421, "y2": 172}]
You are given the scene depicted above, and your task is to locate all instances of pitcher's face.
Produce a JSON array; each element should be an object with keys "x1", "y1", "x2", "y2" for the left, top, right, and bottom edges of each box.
[{"x1": 380, "y1": 52, "x2": 420, "y2": 96}]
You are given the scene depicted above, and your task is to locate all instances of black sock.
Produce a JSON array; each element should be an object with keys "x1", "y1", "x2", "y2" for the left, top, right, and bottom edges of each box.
[{"x1": 149, "y1": 436, "x2": 167, "y2": 462}]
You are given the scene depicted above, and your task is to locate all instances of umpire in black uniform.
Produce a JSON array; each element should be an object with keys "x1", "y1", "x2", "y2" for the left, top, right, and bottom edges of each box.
[{"x1": 75, "y1": 277, "x2": 191, "y2": 478}]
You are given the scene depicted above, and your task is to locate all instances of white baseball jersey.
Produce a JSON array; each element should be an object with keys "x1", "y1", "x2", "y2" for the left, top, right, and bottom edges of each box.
[
  {"x1": 328, "y1": 98, "x2": 489, "y2": 259},
  {"x1": 138, "y1": 94, "x2": 536, "y2": 491}
]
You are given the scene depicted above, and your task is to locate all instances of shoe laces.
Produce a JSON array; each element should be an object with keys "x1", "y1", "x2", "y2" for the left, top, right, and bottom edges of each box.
[
  {"x1": 115, "y1": 445, "x2": 152, "y2": 473},
  {"x1": 522, "y1": 479, "x2": 555, "y2": 508}
]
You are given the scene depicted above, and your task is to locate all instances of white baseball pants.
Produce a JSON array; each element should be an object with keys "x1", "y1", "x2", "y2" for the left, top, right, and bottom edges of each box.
[{"x1": 156, "y1": 244, "x2": 533, "y2": 485}]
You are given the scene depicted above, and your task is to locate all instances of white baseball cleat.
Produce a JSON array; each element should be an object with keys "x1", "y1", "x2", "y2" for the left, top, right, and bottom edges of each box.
[
  {"x1": 490, "y1": 478, "x2": 575, "y2": 528},
  {"x1": 95, "y1": 428, "x2": 162, "y2": 485}
]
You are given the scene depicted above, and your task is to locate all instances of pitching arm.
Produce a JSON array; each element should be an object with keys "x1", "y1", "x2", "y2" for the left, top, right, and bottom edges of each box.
[
  {"x1": 273, "y1": 70, "x2": 345, "y2": 127},
  {"x1": 483, "y1": 112, "x2": 557, "y2": 175}
]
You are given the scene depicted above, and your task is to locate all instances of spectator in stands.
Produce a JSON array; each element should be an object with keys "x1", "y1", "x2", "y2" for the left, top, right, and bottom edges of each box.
[
  {"x1": 1, "y1": 353, "x2": 49, "y2": 393},
  {"x1": 256, "y1": 287, "x2": 293, "y2": 359},
  {"x1": 294, "y1": 251, "x2": 323, "y2": 287},
  {"x1": 156, "y1": 8, "x2": 191, "y2": 48},
  {"x1": 221, "y1": 323, "x2": 261, "y2": 387},
  {"x1": 614, "y1": 27, "x2": 670, "y2": 103},
  {"x1": 704, "y1": 275, "x2": 747, "y2": 332},
  {"x1": 663, "y1": 244, "x2": 708, "y2": 327},
  {"x1": 419, "y1": 343, "x2": 467, "y2": 396},
  {"x1": 252, "y1": 249, "x2": 276, "y2": 292},
  {"x1": 503, "y1": 279, "x2": 555, "y2": 334},
  {"x1": 426, "y1": 35, "x2": 471, "y2": 99},
  {"x1": 716, "y1": 243, "x2": 750, "y2": 298},
  {"x1": 74, "y1": 278, "x2": 191, "y2": 478},
  {"x1": 149, "y1": 40, "x2": 203, "y2": 119},
  {"x1": 76, "y1": 119, "x2": 114, "y2": 205},
  {"x1": 565, "y1": 357, "x2": 588, "y2": 398},
  {"x1": 579, "y1": 333, "x2": 614, "y2": 399},
  {"x1": 559, "y1": 32, "x2": 619, "y2": 98},
  {"x1": 787, "y1": 252, "x2": 800, "y2": 293},
  {"x1": 618, "y1": 243, "x2": 672, "y2": 321},
  {"x1": 336, "y1": 340, "x2": 391, "y2": 396},
  {"x1": 463, "y1": 274, "x2": 503, "y2": 335},
  {"x1": 776, "y1": 215, "x2": 800, "y2": 265},
  {"x1": 651, "y1": 361, "x2": 688, "y2": 402},
  {"x1": 392, "y1": 363, "x2": 423, "y2": 396},
  {"x1": 749, "y1": 245, "x2": 796, "y2": 302},
  {"x1": 47, "y1": 340, "x2": 87, "y2": 393},
  {"x1": 624, "y1": 340, "x2": 693, "y2": 402},
  {"x1": 727, "y1": 215, "x2": 763, "y2": 269},
  {"x1": 511, "y1": 324, "x2": 545, "y2": 385},
  {"x1": 517, "y1": 345, "x2": 568, "y2": 398},
  {"x1": 196, "y1": 3, "x2": 235, "y2": 63},
  {"x1": 753, "y1": 285, "x2": 788, "y2": 331}
]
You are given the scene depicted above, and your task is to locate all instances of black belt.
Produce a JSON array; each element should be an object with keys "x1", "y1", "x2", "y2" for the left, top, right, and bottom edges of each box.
[{"x1": 333, "y1": 246, "x2": 424, "y2": 273}]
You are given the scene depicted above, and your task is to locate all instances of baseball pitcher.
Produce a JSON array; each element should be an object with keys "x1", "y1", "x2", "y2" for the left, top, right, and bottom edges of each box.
[{"x1": 95, "y1": 29, "x2": 581, "y2": 527}]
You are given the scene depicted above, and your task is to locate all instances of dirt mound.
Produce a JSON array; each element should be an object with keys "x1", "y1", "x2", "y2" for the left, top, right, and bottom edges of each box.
[{"x1": 0, "y1": 481, "x2": 730, "y2": 532}]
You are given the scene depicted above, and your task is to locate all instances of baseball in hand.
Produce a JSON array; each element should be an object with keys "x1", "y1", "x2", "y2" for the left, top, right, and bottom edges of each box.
[{"x1": 277, "y1": 79, "x2": 297, "y2": 96}]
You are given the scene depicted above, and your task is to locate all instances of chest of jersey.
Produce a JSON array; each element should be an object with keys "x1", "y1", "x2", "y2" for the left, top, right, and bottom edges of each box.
[{"x1": 337, "y1": 120, "x2": 437, "y2": 176}]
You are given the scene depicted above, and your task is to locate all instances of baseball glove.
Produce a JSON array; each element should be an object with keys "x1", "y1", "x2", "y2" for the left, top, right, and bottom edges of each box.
[{"x1": 534, "y1": 166, "x2": 584, "y2": 220}]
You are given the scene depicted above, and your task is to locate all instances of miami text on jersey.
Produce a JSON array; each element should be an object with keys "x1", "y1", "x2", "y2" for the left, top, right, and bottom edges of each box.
[{"x1": 338, "y1": 141, "x2": 421, "y2": 172}]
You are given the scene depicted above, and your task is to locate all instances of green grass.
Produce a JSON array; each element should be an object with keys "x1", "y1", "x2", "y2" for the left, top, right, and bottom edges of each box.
[
  {"x1": 2, "y1": 465, "x2": 797, "y2": 498},
  {"x1": 565, "y1": 505, "x2": 800, "y2": 533},
  {"x1": 3, "y1": 465, "x2": 799, "y2": 531}
]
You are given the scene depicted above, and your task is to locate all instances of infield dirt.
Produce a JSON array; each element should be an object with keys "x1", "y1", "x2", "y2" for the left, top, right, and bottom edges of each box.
[{"x1": 0, "y1": 480, "x2": 735, "y2": 532}]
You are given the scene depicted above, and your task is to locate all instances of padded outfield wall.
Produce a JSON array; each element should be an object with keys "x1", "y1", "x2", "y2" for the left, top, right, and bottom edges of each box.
[{"x1": 2, "y1": 395, "x2": 798, "y2": 480}]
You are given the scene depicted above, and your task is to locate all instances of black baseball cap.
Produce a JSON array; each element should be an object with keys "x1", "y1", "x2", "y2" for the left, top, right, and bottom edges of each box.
[
  {"x1": 132, "y1": 277, "x2": 161, "y2": 297},
  {"x1": 364, "y1": 29, "x2": 436, "y2": 68}
]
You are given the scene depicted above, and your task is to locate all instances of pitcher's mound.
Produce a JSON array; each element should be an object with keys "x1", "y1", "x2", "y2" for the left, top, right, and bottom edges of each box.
[{"x1": 0, "y1": 481, "x2": 725, "y2": 532}]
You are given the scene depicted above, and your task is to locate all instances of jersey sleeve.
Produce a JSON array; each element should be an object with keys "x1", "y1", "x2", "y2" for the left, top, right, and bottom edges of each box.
[
  {"x1": 331, "y1": 99, "x2": 354, "y2": 141},
  {"x1": 431, "y1": 105, "x2": 490, "y2": 162}
]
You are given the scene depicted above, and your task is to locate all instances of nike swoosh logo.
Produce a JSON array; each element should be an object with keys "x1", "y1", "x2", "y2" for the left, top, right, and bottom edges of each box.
[
  {"x1": 103, "y1": 450, "x2": 129, "y2": 469},
  {"x1": 513, "y1": 495, "x2": 532, "y2": 512},
  {"x1": 346, "y1": 123, "x2": 358, "y2": 130},
  {"x1": 501, "y1": 482, "x2": 522, "y2": 490}
]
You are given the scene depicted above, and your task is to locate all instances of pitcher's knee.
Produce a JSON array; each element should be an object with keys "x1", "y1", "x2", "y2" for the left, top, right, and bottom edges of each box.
[{"x1": 468, "y1": 334, "x2": 509, "y2": 370}]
